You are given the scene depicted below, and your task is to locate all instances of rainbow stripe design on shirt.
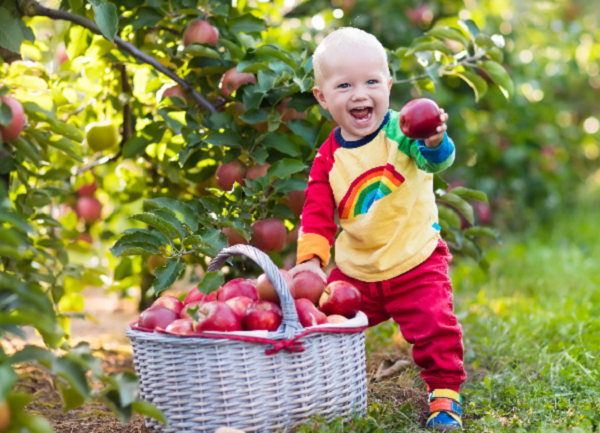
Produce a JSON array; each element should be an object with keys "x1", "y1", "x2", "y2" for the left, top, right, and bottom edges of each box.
[{"x1": 338, "y1": 164, "x2": 405, "y2": 219}]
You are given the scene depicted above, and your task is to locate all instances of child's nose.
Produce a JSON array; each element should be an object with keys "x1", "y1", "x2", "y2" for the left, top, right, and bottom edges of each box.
[{"x1": 351, "y1": 87, "x2": 368, "y2": 100}]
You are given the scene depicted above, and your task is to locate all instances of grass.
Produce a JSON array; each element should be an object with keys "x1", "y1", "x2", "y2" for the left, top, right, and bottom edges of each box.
[{"x1": 299, "y1": 204, "x2": 600, "y2": 432}]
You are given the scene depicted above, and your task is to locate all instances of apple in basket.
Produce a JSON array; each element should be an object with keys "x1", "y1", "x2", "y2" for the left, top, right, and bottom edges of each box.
[
  {"x1": 195, "y1": 301, "x2": 243, "y2": 333},
  {"x1": 217, "y1": 278, "x2": 258, "y2": 302},
  {"x1": 151, "y1": 295, "x2": 184, "y2": 316},
  {"x1": 184, "y1": 287, "x2": 217, "y2": 305},
  {"x1": 138, "y1": 306, "x2": 178, "y2": 330},
  {"x1": 326, "y1": 315, "x2": 348, "y2": 324},
  {"x1": 293, "y1": 271, "x2": 324, "y2": 305},
  {"x1": 165, "y1": 319, "x2": 194, "y2": 334},
  {"x1": 295, "y1": 298, "x2": 327, "y2": 328},
  {"x1": 319, "y1": 281, "x2": 362, "y2": 318},
  {"x1": 225, "y1": 296, "x2": 254, "y2": 321},
  {"x1": 256, "y1": 270, "x2": 296, "y2": 304},
  {"x1": 243, "y1": 300, "x2": 283, "y2": 331}
]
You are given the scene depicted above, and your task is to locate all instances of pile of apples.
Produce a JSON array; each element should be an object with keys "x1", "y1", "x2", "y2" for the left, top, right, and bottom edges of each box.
[{"x1": 136, "y1": 270, "x2": 362, "y2": 335}]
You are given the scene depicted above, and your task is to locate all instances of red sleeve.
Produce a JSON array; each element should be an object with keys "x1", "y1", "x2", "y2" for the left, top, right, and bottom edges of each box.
[{"x1": 296, "y1": 134, "x2": 339, "y2": 268}]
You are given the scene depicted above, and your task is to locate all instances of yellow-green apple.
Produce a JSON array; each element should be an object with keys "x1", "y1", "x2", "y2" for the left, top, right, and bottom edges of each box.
[
  {"x1": 195, "y1": 301, "x2": 242, "y2": 332},
  {"x1": 295, "y1": 298, "x2": 327, "y2": 327},
  {"x1": 183, "y1": 20, "x2": 219, "y2": 47},
  {"x1": 292, "y1": 271, "x2": 324, "y2": 305},
  {"x1": 147, "y1": 255, "x2": 167, "y2": 276},
  {"x1": 242, "y1": 300, "x2": 283, "y2": 331},
  {"x1": 183, "y1": 288, "x2": 216, "y2": 306},
  {"x1": 215, "y1": 160, "x2": 247, "y2": 191},
  {"x1": 75, "y1": 196, "x2": 102, "y2": 222},
  {"x1": 152, "y1": 295, "x2": 184, "y2": 316},
  {"x1": 86, "y1": 122, "x2": 119, "y2": 151},
  {"x1": 220, "y1": 68, "x2": 256, "y2": 98},
  {"x1": 326, "y1": 314, "x2": 348, "y2": 324},
  {"x1": 225, "y1": 296, "x2": 253, "y2": 321},
  {"x1": 245, "y1": 163, "x2": 271, "y2": 180},
  {"x1": 319, "y1": 281, "x2": 362, "y2": 318},
  {"x1": 222, "y1": 227, "x2": 249, "y2": 246},
  {"x1": 0, "y1": 96, "x2": 25, "y2": 141},
  {"x1": 257, "y1": 269, "x2": 296, "y2": 304},
  {"x1": 138, "y1": 306, "x2": 178, "y2": 330},
  {"x1": 399, "y1": 98, "x2": 443, "y2": 140},
  {"x1": 251, "y1": 218, "x2": 287, "y2": 253},
  {"x1": 217, "y1": 278, "x2": 258, "y2": 302},
  {"x1": 281, "y1": 190, "x2": 306, "y2": 218},
  {"x1": 165, "y1": 319, "x2": 194, "y2": 335}
]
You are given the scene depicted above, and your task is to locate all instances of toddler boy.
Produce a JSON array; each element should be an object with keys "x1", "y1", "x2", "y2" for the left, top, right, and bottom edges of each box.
[{"x1": 289, "y1": 27, "x2": 466, "y2": 430}]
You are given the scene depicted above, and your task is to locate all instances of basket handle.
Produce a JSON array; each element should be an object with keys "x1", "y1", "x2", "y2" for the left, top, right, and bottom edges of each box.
[{"x1": 207, "y1": 244, "x2": 302, "y2": 339}]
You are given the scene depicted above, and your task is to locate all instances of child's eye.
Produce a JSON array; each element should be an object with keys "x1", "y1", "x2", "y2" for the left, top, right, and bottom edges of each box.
[
  {"x1": 338, "y1": 83, "x2": 350, "y2": 89},
  {"x1": 367, "y1": 80, "x2": 378, "y2": 85}
]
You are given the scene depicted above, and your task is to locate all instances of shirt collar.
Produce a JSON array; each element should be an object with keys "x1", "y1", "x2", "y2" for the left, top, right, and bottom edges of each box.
[{"x1": 334, "y1": 111, "x2": 391, "y2": 149}]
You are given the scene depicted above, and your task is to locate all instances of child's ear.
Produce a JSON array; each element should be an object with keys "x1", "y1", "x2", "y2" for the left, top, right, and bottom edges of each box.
[
  {"x1": 313, "y1": 86, "x2": 328, "y2": 110},
  {"x1": 387, "y1": 77, "x2": 393, "y2": 91}
]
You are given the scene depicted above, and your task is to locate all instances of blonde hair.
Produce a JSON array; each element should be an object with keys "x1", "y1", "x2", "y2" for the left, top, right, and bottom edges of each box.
[{"x1": 312, "y1": 27, "x2": 390, "y2": 87}]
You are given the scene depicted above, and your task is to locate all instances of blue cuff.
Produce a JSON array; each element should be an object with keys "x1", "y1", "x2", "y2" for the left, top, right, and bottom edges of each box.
[{"x1": 417, "y1": 132, "x2": 455, "y2": 164}]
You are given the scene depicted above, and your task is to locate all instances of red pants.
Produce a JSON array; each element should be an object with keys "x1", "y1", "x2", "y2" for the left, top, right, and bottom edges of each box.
[{"x1": 328, "y1": 240, "x2": 466, "y2": 392}]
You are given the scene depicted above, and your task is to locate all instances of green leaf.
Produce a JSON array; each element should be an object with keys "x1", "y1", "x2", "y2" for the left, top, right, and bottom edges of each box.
[
  {"x1": 486, "y1": 47, "x2": 504, "y2": 64},
  {"x1": 408, "y1": 41, "x2": 451, "y2": 56},
  {"x1": 132, "y1": 401, "x2": 167, "y2": 425},
  {"x1": 463, "y1": 226, "x2": 500, "y2": 241},
  {"x1": 0, "y1": 8, "x2": 23, "y2": 53},
  {"x1": 88, "y1": 0, "x2": 119, "y2": 42},
  {"x1": 253, "y1": 44, "x2": 296, "y2": 70},
  {"x1": 130, "y1": 213, "x2": 179, "y2": 245},
  {"x1": 266, "y1": 159, "x2": 306, "y2": 181},
  {"x1": 433, "y1": 174, "x2": 449, "y2": 191},
  {"x1": 57, "y1": 382, "x2": 86, "y2": 412},
  {"x1": 24, "y1": 103, "x2": 84, "y2": 142},
  {"x1": 197, "y1": 227, "x2": 227, "y2": 256},
  {"x1": 66, "y1": 25, "x2": 92, "y2": 59},
  {"x1": 26, "y1": 129, "x2": 83, "y2": 162},
  {"x1": 150, "y1": 208, "x2": 188, "y2": 240},
  {"x1": 438, "y1": 205, "x2": 461, "y2": 228},
  {"x1": 144, "y1": 198, "x2": 199, "y2": 231},
  {"x1": 0, "y1": 364, "x2": 18, "y2": 401},
  {"x1": 452, "y1": 70, "x2": 488, "y2": 102},
  {"x1": 110, "y1": 244, "x2": 160, "y2": 257},
  {"x1": 110, "y1": 371, "x2": 139, "y2": 407},
  {"x1": 183, "y1": 44, "x2": 220, "y2": 59},
  {"x1": 197, "y1": 270, "x2": 224, "y2": 295},
  {"x1": 242, "y1": 85, "x2": 264, "y2": 110},
  {"x1": 130, "y1": 7, "x2": 163, "y2": 31},
  {"x1": 219, "y1": 38, "x2": 244, "y2": 60},
  {"x1": 183, "y1": 234, "x2": 202, "y2": 246},
  {"x1": 255, "y1": 69, "x2": 278, "y2": 93},
  {"x1": 449, "y1": 187, "x2": 488, "y2": 203},
  {"x1": 474, "y1": 33, "x2": 493, "y2": 48},
  {"x1": 229, "y1": 14, "x2": 267, "y2": 33},
  {"x1": 426, "y1": 27, "x2": 468, "y2": 48},
  {"x1": 460, "y1": 19, "x2": 480, "y2": 37},
  {"x1": 113, "y1": 232, "x2": 165, "y2": 250},
  {"x1": 261, "y1": 132, "x2": 300, "y2": 156},
  {"x1": 0, "y1": 100, "x2": 13, "y2": 127},
  {"x1": 477, "y1": 60, "x2": 514, "y2": 99},
  {"x1": 122, "y1": 122, "x2": 167, "y2": 159},
  {"x1": 287, "y1": 93, "x2": 317, "y2": 113},
  {"x1": 153, "y1": 260, "x2": 185, "y2": 294},
  {"x1": 287, "y1": 119, "x2": 319, "y2": 148},
  {"x1": 239, "y1": 108, "x2": 268, "y2": 124},
  {"x1": 437, "y1": 192, "x2": 474, "y2": 224}
]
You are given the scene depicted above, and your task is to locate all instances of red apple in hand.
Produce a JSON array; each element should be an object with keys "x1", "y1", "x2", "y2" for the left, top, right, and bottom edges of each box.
[
  {"x1": 225, "y1": 296, "x2": 253, "y2": 321},
  {"x1": 251, "y1": 218, "x2": 287, "y2": 253},
  {"x1": 319, "y1": 281, "x2": 362, "y2": 318},
  {"x1": 216, "y1": 160, "x2": 247, "y2": 191},
  {"x1": 243, "y1": 300, "x2": 283, "y2": 331},
  {"x1": 0, "y1": 96, "x2": 25, "y2": 141},
  {"x1": 183, "y1": 20, "x2": 219, "y2": 47},
  {"x1": 399, "y1": 98, "x2": 443, "y2": 140},
  {"x1": 257, "y1": 269, "x2": 296, "y2": 304},
  {"x1": 138, "y1": 306, "x2": 178, "y2": 330},
  {"x1": 295, "y1": 298, "x2": 327, "y2": 327},
  {"x1": 217, "y1": 278, "x2": 258, "y2": 302},
  {"x1": 165, "y1": 319, "x2": 194, "y2": 335},
  {"x1": 195, "y1": 301, "x2": 242, "y2": 332},
  {"x1": 293, "y1": 271, "x2": 324, "y2": 305},
  {"x1": 326, "y1": 314, "x2": 349, "y2": 324},
  {"x1": 152, "y1": 295, "x2": 184, "y2": 316},
  {"x1": 184, "y1": 289, "x2": 216, "y2": 306}
]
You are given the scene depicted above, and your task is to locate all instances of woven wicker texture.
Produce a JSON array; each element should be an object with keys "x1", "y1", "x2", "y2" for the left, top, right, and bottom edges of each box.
[{"x1": 127, "y1": 245, "x2": 367, "y2": 432}]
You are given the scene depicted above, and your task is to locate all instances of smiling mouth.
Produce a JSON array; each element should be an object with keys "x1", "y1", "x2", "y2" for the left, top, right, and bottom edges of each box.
[{"x1": 350, "y1": 107, "x2": 373, "y2": 124}]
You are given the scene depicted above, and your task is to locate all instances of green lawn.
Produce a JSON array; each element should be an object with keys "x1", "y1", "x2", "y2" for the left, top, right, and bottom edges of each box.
[{"x1": 298, "y1": 205, "x2": 600, "y2": 432}]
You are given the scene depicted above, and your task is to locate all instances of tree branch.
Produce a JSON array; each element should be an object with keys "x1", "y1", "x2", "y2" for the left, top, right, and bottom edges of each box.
[
  {"x1": 392, "y1": 52, "x2": 487, "y2": 85},
  {"x1": 23, "y1": 1, "x2": 217, "y2": 113}
]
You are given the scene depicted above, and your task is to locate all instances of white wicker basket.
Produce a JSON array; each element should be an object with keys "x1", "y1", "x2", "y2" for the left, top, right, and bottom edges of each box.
[{"x1": 126, "y1": 244, "x2": 367, "y2": 433}]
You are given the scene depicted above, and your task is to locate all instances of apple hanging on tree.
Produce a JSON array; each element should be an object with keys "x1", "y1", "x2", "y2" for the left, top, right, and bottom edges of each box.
[
  {"x1": 0, "y1": 96, "x2": 25, "y2": 141},
  {"x1": 220, "y1": 68, "x2": 256, "y2": 98},
  {"x1": 215, "y1": 160, "x2": 247, "y2": 191},
  {"x1": 76, "y1": 196, "x2": 102, "y2": 223},
  {"x1": 85, "y1": 122, "x2": 119, "y2": 152},
  {"x1": 183, "y1": 20, "x2": 219, "y2": 47},
  {"x1": 251, "y1": 218, "x2": 287, "y2": 253}
]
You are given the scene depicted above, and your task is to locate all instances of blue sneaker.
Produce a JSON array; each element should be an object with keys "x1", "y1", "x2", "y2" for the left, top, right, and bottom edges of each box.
[{"x1": 426, "y1": 389, "x2": 463, "y2": 430}]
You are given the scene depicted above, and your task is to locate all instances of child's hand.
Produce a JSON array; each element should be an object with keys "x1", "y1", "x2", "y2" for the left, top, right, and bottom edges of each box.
[
  {"x1": 288, "y1": 257, "x2": 328, "y2": 284},
  {"x1": 424, "y1": 109, "x2": 449, "y2": 149}
]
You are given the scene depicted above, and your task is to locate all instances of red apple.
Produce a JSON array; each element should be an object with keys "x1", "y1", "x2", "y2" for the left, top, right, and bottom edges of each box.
[
  {"x1": 220, "y1": 68, "x2": 256, "y2": 98},
  {"x1": 222, "y1": 227, "x2": 249, "y2": 246},
  {"x1": 162, "y1": 85, "x2": 188, "y2": 102},
  {"x1": 195, "y1": 301, "x2": 242, "y2": 332},
  {"x1": 183, "y1": 20, "x2": 219, "y2": 47},
  {"x1": 75, "y1": 232, "x2": 93, "y2": 244},
  {"x1": 225, "y1": 296, "x2": 253, "y2": 321},
  {"x1": 245, "y1": 163, "x2": 271, "y2": 180},
  {"x1": 138, "y1": 306, "x2": 178, "y2": 330},
  {"x1": 0, "y1": 96, "x2": 25, "y2": 141},
  {"x1": 215, "y1": 160, "x2": 247, "y2": 191},
  {"x1": 294, "y1": 298, "x2": 327, "y2": 328},
  {"x1": 319, "y1": 281, "x2": 362, "y2": 318},
  {"x1": 184, "y1": 288, "x2": 216, "y2": 306},
  {"x1": 251, "y1": 218, "x2": 287, "y2": 253},
  {"x1": 217, "y1": 278, "x2": 258, "y2": 302},
  {"x1": 242, "y1": 300, "x2": 283, "y2": 331},
  {"x1": 281, "y1": 190, "x2": 306, "y2": 218},
  {"x1": 326, "y1": 314, "x2": 349, "y2": 324},
  {"x1": 76, "y1": 179, "x2": 97, "y2": 196},
  {"x1": 56, "y1": 42, "x2": 68, "y2": 64},
  {"x1": 256, "y1": 269, "x2": 296, "y2": 304},
  {"x1": 293, "y1": 271, "x2": 324, "y2": 305},
  {"x1": 276, "y1": 97, "x2": 307, "y2": 122},
  {"x1": 75, "y1": 196, "x2": 102, "y2": 223},
  {"x1": 152, "y1": 295, "x2": 184, "y2": 316},
  {"x1": 399, "y1": 98, "x2": 443, "y2": 140},
  {"x1": 165, "y1": 319, "x2": 194, "y2": 335}
]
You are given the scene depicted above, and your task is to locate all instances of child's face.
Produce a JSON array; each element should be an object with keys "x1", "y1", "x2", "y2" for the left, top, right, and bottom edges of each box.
[{"x1": 313, "y1": 45, "x2": 392, "y2": 141}]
